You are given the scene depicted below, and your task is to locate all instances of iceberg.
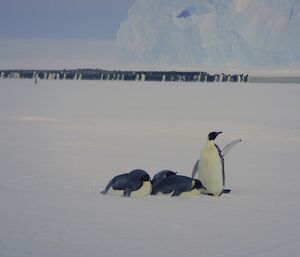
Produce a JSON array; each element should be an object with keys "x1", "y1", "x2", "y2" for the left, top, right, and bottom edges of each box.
[{"x1": 117, "y1": 0, "x2": 300, "y2": 67}]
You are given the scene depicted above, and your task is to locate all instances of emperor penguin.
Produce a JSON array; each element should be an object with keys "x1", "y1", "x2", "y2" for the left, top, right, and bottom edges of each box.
[
  {"x1": 192, "y1": 132, "x2": 241, "y2": 196},
  {"x1": 101, "y1": 169, "x2": 152, "y2": 197},
  {"x1": 151, "y1": 170, "x2": 177, "y2": 188},
  {"x1": 151, "y1": 171, "x2": 206, "y2": 197}
]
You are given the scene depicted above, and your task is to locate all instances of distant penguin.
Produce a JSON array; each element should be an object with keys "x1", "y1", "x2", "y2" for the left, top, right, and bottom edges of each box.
[
  {"x1": 151, "y1": 170, "x2": 177, "y2": 188},
  {"x1": 192, "y1": 132, "x2": 241, "y2": 196},
  {"x1": 101, "y1": 169, "x2": 152, "y2": 197},
  {"x1": 151, "y1": 172, "x2": 206, "y2": 197}
]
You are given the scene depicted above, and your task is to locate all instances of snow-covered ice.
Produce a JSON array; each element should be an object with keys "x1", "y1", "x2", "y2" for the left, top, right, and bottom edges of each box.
[{"x1": 0, "y1": 79, "x2": 300, "y2": 257}]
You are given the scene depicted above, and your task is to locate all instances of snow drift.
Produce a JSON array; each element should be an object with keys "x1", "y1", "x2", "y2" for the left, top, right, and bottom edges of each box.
[{"x1": 117, "y1": 0, "x2": 300, "y2": 68}]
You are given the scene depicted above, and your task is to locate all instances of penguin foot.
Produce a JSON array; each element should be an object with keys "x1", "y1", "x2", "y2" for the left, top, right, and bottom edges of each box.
[{"x1": 222, "y1": 189, "x2": 231, "y2": 194}]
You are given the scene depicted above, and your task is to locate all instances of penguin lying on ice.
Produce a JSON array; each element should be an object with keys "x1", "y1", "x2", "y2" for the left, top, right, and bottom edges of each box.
[
  {"x1": 192, "y1": 131, "x2": 241, "y2": 196},
  {"x1": 151, "y1": 171, "x2": 206, "y2": 196},
  {"x1": 101, "y1": 169, "x2": 152, "y2": 197},
  {"x1": 151, "y1": 170, "x2": 177, "y2": 188}
]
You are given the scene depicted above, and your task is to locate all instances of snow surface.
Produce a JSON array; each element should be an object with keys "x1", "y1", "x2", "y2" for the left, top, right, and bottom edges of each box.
[
  {"x1": 1, "y1": 79, "x2": 300, "y2": 257},
  {"x1": 117, "y1": 0, "x2": 300, "y2": 68}
]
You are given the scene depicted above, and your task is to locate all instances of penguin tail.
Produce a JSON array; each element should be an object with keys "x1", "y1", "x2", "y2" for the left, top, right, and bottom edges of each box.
[
  {"x1": 221, "y1": 139, "x2": 242, "y2": 157},
  {"x1": 101, "y1": 180, "x2": 114, "y2": 195}
]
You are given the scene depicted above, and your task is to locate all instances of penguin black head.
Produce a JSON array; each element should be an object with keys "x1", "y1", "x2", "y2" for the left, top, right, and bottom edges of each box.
[
  {"x1": 208, "y1": 131, "x2": 222, "y2": 141},
  {"x1": 194, "y1": 179, "x2": 206, "y2": 190},
  {"x1": 141, "y1": 174, "x2": 151, "y2": 182}
]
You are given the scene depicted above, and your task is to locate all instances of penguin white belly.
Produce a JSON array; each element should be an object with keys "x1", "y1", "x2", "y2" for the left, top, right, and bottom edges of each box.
[
  {"x1": 130, "y1": 181, "x2": 152, "y2": 197},
  {"x1": 198, "y1": 145, "x2": 223, "y2": 196}
]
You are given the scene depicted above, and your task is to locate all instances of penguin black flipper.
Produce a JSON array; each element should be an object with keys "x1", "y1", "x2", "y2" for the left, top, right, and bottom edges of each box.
[
  {"x1": 191, "y1": 160, "x2": 199, "y2": 178},
  {"x1": 215, "y1": 144, "x2": 225, "y2": 186},
  {"x1": 216, "y1": 145, "x2": 231, "y2": 194},
  {"x1": 101, "y1": 180, "x2": 112, "y2": 194},
  {"x1": 221, "y1": 139, "x2": 242, "y2": 157},
  {"x1": 219, "y1": 139, "x2": 242, "y2": 191}
]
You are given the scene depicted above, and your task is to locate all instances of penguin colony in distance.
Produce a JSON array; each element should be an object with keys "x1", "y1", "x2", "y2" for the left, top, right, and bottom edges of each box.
[{"x1": 101, "y1": 131, "x2": 241, "y2": 197}]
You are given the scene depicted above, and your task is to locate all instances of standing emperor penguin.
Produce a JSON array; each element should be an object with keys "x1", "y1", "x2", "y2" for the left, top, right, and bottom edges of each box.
[{"x1": 192, "y1": 132, "x2": 241, "y2": 196}]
